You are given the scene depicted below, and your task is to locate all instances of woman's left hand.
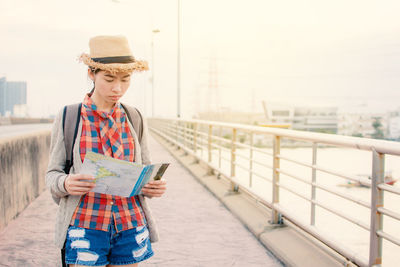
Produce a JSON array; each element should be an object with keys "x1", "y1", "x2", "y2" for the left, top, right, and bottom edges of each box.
[{"x1": 141, "y1": 179, "x2": 167, "y2": 197}]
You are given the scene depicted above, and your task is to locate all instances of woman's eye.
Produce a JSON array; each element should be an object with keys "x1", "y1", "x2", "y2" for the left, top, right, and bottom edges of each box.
[
  {"x1": 105, "y1": 80, "x2": 113, "y2": 82},
  {"x1": 122, "y1": 80, "x2": 129, "y2": 83}
]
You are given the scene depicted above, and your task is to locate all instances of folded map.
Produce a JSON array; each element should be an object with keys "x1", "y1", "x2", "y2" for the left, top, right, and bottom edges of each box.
[{"x1": 80, "y1": 151, "x2": 169, "y2": 197}]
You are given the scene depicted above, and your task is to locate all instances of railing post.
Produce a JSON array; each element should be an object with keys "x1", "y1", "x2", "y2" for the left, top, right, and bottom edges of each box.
[
  {"x1": 369, "y1": 149, "x2": 385, "y2": 267},
  {"x1": 272, "y1": 135, "x2": 281, "y2": 224},
  {"x1": 231, "y1": 128, "x2": 237, "y2": 191},
  {"x1": 193, "y1": 123, "x2": 198, "y2": 154},
  {"x1": 311, "y1": 142, "x2": 317, "y2": 225},
  {"x1": 207, "y1": 125, "x2": 214, "y2": 175},
  {"x1": 175, "y1": 121, "x2": 179, "y2": 149},
  {"x1": 218, "y1": 126, "x2": 222, "y2": 170},
  {"x1": 249, "y1": 132, "x2": 254, "y2": 187},
  {"x1": 200, "y1": 125, "x2": 203, "y2": 158},
  {"x1": 183, "y1": 121, "x2": 186, "y2": 149},
  {"x1": 208, "y1": 125, "x2": 212, "y2": 163}
]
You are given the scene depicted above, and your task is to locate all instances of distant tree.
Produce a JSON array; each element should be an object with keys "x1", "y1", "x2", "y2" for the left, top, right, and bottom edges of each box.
[
  {"x1": 352, "y1": 133, "x2": 363, "y2": 138},
  {"x1": 223, "y1": 133, "x2": 231, "y2": 140},
  {"x1": 315, "y1": 129, "x2": 336, "y2": 134},
  {"x1": 371, "y1": 117, "x2": 384, "y2": 139}
]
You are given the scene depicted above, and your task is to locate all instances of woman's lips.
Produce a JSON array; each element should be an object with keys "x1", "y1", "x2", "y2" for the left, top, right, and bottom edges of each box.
[{"x1": 110, "y1": 95, "x2": 121, "y2": 100}]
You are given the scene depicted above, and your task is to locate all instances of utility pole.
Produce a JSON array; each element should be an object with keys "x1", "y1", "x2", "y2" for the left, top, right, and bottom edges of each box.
[{"x1": 151, "y1": 29, "x2": 160, "y2": 117}]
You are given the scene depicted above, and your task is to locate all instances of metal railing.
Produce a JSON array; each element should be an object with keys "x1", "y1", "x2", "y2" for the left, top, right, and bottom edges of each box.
[{"x1": 148, "y1": 117, "x2": 400, "y2": 267}]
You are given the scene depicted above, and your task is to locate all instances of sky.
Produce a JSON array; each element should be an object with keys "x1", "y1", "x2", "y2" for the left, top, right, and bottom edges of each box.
[{"x1": 1, "y1": 0, "x2": 400, "y2": 118}]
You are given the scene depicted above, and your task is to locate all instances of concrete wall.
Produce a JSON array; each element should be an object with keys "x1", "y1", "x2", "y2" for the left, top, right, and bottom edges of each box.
[
  {"x1": 0, "y1": 117, "x2": 53, "y2": 126},
  {"x1": 0, "y1": 131, "x2": 51, "y2": 231},
  {"x1": 10, "y1": 117, "x2": 53, "y2": 125},
  {"x1": 0, "y1": 117, "x2": 11, "y2": 126}
]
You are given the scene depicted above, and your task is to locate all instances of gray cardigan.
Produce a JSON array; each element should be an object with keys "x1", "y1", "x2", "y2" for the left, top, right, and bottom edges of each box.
[{"x1": 45, "y1": 107, "x2": 159, "y2": 249}]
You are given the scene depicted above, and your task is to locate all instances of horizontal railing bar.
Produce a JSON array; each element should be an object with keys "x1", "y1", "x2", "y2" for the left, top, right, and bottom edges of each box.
[
  {"x1": 277, "y1": 154, "x2": 372, "y2": 187},
  {"x1": 230, "y1": 141, "x2": 253, "y2": 150},
  {"x1": 313, "y1": 199, "x2": 370, "y2": 231},
  {"x1": 174, "y1": 124, "x2": 186, "y2": 130},
  {"x1": 209, "y1": 150, "x2": 232, "y2": 163},
  {"x1": 312, "y1": 182, "x2": 371, "y2": 209},
  {"x1": 210, "y1": 142, "x2": 231, "y2": 152},
  {"x1": 377, "y1": 183, "x2": 400, "y2": 195},
  {"x1": 165, "y1": 125, "x2": 178, "y2": 132},
  {"x1": 277, "y1": 154, "x2": 313, "y2": 168},
  {"x1": 277, "y1": 168, "x2": 370, "y2": 208},
  {"x1": 195, "y1": 131, "x2": 208, "y2": 137},
  {"x1": 250, "y1": 146, "x2": 274, "y2": 156},
  {"x1": 150, "y1": 117, "x2": 400, "y2": 156},
  {"x1": 231, "y1": 142, "x2": 252, "y2": 150},
  {"x1": 232, "y1": 151, "x2": 252, "y2": 159},
  {"x1": 210, "y1": 134, "x2": 233, "y2": 144},
  {"x1": 377, "y1": 207, "x2": 400, "y2": 222},
  {"x1": 277, "y1": 168, "x2": 310, "y2": 185},
  {"x1": 250, "y1": 170, "x2": 273, "y2": 183},
  {"x1": 150, "y1": 127, "x2": 189, "y2": 153},
  {"x1": 277, "y1": 182, "x2": 311, "y2": 201},
  {"x1": 182, "y1": 127, "x2": 195, "y2": 133},
  {"x1": 235, "y1": 162, "x2": 251, "y2": 172},
  {"x1": 209, "y1": 148, "x2": 222, "y2": 155},
  {"x1": 182, "y1": 134, "x2": 193, "y2": 141},
  {"x1": 314, "y1": 165, "x2": 371, "y2": 187},
  {"x1": 277, "y1": 181, "x2": 370, "y2": 231},
  {"x1": 377, "y1": 230, "x2": 400, "y2": 247},
  {"x1": 251, "y1": 158, "x2": 273, "y2": 169},
  {"x1": 276, "y1": 182, "x2": 311, "y2": 202}
]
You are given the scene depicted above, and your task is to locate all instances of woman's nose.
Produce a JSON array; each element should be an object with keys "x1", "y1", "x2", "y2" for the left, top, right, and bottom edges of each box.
[{"x1": 112, "y1": 82, "x2": 122, "y2": 92}]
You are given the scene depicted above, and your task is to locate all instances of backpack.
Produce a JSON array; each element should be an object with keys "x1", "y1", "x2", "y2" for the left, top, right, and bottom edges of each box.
[{"x1": 62, "y1": 102, "x2": 144, "y2": 174}]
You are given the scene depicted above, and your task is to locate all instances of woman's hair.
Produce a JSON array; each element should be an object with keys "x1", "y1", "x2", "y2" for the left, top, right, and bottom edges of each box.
[
  {"x1": 89, "y1": 67, "x2": 102, "y2": 75},
  {"x1": 89, "y1": 67, "x2": 102, "y2": 94}
]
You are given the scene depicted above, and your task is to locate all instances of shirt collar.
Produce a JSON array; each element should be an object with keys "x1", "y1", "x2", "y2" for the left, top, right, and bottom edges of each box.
[{"x1": 83, "y1": 93, "x2": 123, "y2": 120}]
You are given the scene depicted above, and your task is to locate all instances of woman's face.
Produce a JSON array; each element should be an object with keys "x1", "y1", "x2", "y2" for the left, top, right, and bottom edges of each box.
[{"x1": 89, "y1": 69, "x2": 132, "y2": 105}]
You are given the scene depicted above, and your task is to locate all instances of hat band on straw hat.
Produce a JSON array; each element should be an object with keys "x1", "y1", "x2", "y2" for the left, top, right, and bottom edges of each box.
[{"x1": 91, "y1": 56, "x2": 136, "y2": 64}]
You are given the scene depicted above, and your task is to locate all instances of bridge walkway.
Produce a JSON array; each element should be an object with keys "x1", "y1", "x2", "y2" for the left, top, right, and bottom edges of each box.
[{"x1": 0, "y1": 134, "x2": 280, "y2": 267}]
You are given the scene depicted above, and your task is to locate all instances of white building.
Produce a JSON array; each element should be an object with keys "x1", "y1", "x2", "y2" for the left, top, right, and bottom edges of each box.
[{"x1": 262, "y1": 101, "x2": 338, "y2": 133}]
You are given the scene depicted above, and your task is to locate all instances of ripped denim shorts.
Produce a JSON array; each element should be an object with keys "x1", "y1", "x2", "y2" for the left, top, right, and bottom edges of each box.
[{"x1": 65, "y1": 220, "x2": 154, "y2": 266}]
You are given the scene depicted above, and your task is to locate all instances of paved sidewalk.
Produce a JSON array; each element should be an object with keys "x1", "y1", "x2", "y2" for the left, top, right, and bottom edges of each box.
[{"x1": 0, "y1": 135, "x2": 281, "y2": 267}]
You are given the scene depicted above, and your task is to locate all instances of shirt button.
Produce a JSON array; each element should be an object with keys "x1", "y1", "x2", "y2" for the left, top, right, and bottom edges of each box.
[{"x1": 110, "y1": 201, "x2": 114, "y2": 205}]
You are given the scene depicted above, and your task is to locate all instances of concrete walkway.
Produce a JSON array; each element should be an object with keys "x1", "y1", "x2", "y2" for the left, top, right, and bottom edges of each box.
[{"x1": 0, "y1": 135, "x2": 281, "y2": 267}]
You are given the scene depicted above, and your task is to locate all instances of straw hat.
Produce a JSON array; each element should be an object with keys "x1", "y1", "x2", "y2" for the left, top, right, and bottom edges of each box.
[{"x1": 79, "y1": 35, "x2": 149, "y2": 74}]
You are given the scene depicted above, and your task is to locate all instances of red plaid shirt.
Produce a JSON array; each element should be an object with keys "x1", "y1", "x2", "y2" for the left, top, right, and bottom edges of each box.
[{"x1": 70, "y1": 94, "x2": 146, "y2": 232}]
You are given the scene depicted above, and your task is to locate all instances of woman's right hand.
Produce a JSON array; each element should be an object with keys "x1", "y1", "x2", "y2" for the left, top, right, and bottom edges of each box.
[{"x1": 64, "y1": 174, "x2": 96, "y2": 195}]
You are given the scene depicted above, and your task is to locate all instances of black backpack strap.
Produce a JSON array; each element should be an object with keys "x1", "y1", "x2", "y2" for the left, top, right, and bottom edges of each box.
[
  {"x1": 62, "y1": 103, "x2": 82, "y2": 174},
  {"x1": 61, "y1": 241, "x2": 67, "y2": 267},
  {"x1": 121, "y1": 103, "x2": 143, "y2": 143}
]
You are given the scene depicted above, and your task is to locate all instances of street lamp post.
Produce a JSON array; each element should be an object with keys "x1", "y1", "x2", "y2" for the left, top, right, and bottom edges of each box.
[
  {"x1": 151, "y1": 29, "x2": 160, "y2": 117},
  {"x1": 177, "y1": 0, "x2": 181, "y2": 118}
]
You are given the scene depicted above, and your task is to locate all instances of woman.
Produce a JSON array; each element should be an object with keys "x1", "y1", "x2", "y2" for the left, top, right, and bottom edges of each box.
[{"x1": 46, "y1": 35, "x2": 166, "y2": 267}]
